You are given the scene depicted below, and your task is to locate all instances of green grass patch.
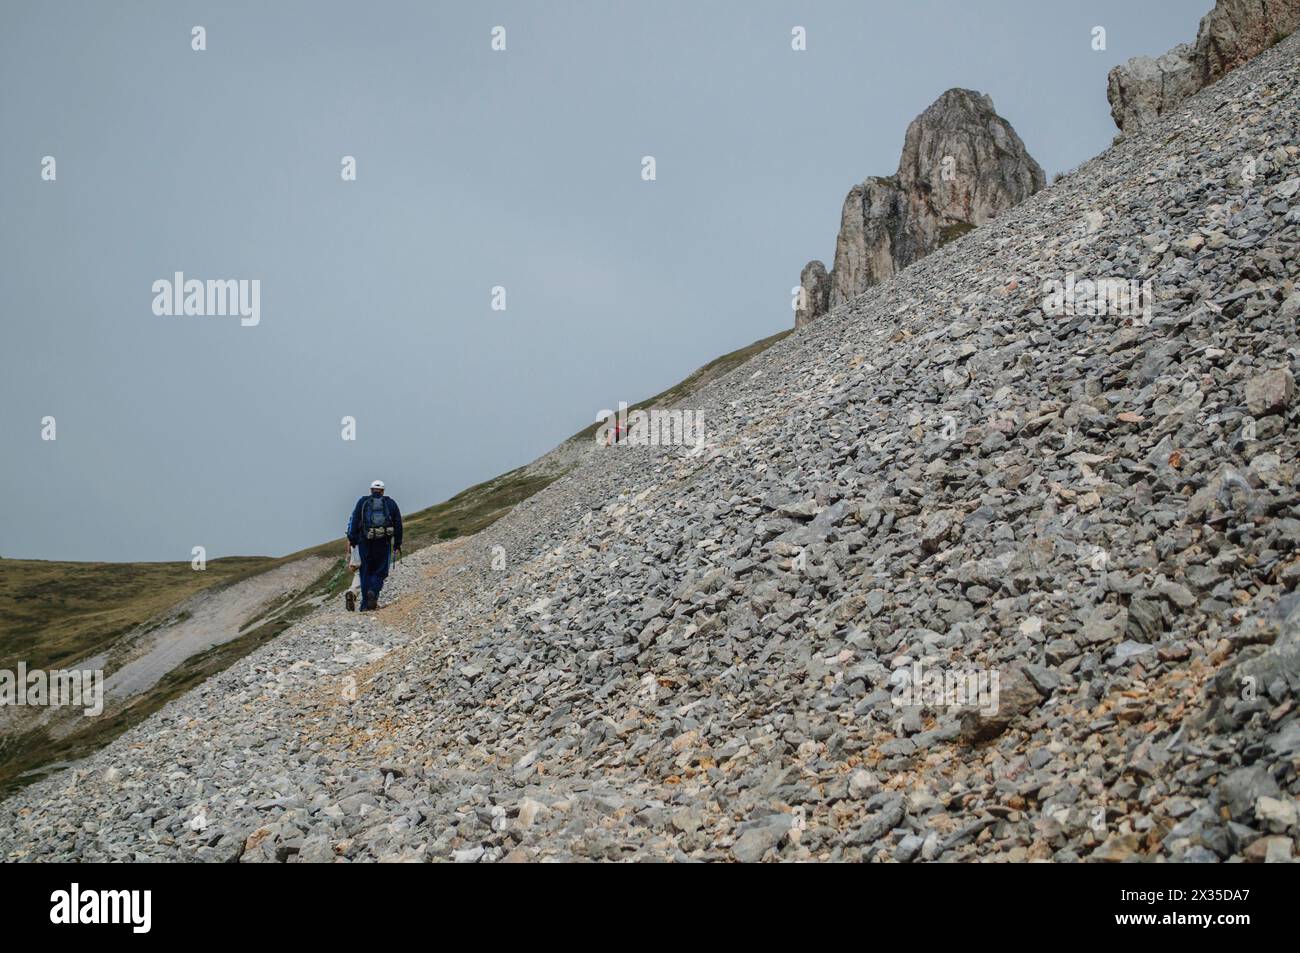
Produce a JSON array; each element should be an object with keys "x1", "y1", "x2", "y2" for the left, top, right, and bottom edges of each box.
[{"x1": 0, "y1": 557, "x2": 278, "y2": 672}]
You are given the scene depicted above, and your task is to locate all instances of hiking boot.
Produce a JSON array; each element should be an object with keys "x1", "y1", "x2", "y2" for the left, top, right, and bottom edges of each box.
[
  {"x1": 345, "y1": 590, "x2": 356, "y2": 612},
  {"x1": 365, "y1": 591, "x2": 379, "y2": 611}
]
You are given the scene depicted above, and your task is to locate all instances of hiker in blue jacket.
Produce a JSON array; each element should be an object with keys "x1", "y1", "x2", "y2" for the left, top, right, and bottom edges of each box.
[{"x1": 347, "y1": 480, "x2": 403, "y2": 611}]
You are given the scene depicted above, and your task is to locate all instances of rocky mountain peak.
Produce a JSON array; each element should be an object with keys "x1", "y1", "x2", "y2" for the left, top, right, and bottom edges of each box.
[
  {"x1": 799, "y1": 88, "x2": 1044, "y2": 324},
  {"x1": 892, "y1": 87, "x2": 1046, "y2": 275}
]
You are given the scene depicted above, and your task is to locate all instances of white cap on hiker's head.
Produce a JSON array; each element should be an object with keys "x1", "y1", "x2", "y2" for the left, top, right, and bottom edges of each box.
[{"x1": 370, "y1": 479, "x2": 385, "y2": 490}]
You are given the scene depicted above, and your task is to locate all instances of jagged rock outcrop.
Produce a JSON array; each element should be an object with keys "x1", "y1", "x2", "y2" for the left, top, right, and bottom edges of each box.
[
  {"x1": 797, "y1": 89, "x2": 1043, "y2": 325},
  {"x1": 827, "y1": 177, "x2": 901, "y2": 313},
  {"x1": 794, "y1": 260, "x2": 831, "y2": 328},
  {"x1": 889, "y1": 90, "x2": 1044, "y2": 274},
  {"x1": 1108, "y1": 0, "x2": 1300, "y2": 133}
]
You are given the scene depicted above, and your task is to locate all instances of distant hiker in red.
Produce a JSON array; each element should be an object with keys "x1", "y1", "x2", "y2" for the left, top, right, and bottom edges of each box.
[{"x1": 347, "y1": 480, "x2": 403, "y2": 611}]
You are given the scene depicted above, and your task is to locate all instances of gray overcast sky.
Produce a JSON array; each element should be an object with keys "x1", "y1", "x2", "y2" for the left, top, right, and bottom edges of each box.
[{"x1": 1, "y1": 0, "x2": 1194, "y2": 562}]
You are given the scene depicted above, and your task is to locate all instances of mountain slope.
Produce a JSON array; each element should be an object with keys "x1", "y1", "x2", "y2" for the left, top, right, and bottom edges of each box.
[
  {"x1": 0, "y1": 329, "x2": 790, "y2": 793},
  {"x1": 3, "y1": 33, "x2": 1299, "y2": 862}
]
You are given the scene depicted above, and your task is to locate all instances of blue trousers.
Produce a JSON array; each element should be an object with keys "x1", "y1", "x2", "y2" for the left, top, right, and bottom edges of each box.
[{"x1": 358, "y1": 539, "x2": 392, "y2": 596}]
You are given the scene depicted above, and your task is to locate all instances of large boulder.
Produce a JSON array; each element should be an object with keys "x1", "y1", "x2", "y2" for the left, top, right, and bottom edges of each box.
[
  {"x1": 1108, "y1": 0, "x2": 1300, "y2": 133},
  {"x1": 1106, "y1": 45, "x2": 1201, "y2": 137}
]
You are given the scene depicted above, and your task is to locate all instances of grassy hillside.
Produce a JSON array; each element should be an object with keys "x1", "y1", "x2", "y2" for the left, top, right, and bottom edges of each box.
[
  {"x1": 0, "y1": 557, "x2": 279, "y2": 673},
  {"x1": 0, "y1": 326, "x2": 792, "y2": 792}
]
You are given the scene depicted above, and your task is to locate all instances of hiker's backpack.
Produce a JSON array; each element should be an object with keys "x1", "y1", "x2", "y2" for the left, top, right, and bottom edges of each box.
[{"x1": 363, "y1": 496, "x2": 394, "y2": 539}]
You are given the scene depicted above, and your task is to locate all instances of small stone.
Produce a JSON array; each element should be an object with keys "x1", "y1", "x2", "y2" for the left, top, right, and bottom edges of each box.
[
  {"x1": 732, "y1": 820, "x2": 789, "y2": 863},
  {"x1": 1245, "y1": 368, "x2": 1295, "y2": 417},
  {"x1": 516, "y1": 798, "x2": 546, "y2": 830},
  {"x1": 1255, "y1": 796, "x2": 1298, "y2": 833},
  {"x1": 958, "y1": 666, "x2": 1043, "y2": 741},
  {"x1": 298, "y1": 834, "x2": 334, "y2": 864},
  {"x1": 848, "y1": 769, "x2": 880, "y2": 799},
  {"x1": 1081, "y1": 603, "x2": 1128, "y2": 645},
  {"x1": 1245, "y1": 836, "x2": 1294, "y2": 863},
  {"x1": 894, "y1": 833, "x2": 925, "y2": 862},
  {"x1": 1092, "y1": 832, "x2": 1141, "y2": 862}
]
